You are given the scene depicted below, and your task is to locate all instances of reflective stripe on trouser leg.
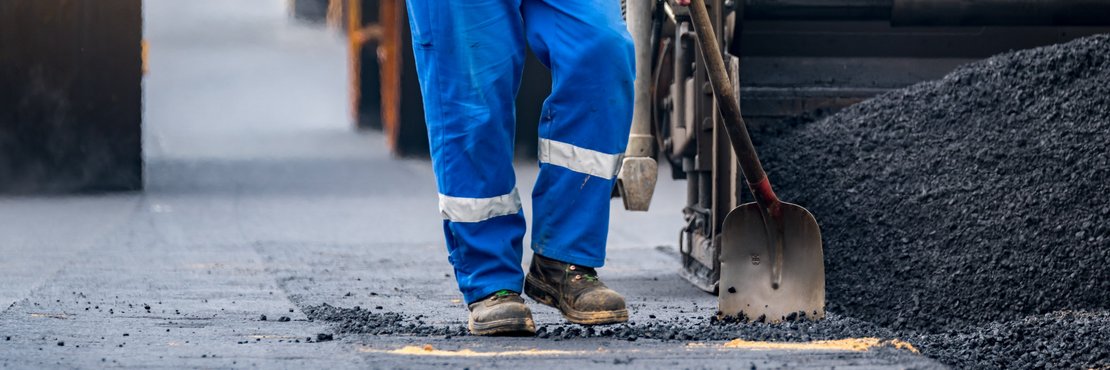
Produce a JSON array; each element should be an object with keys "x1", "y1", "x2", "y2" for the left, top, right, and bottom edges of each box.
[
  {"x1": 523, "y1": 0, "x2": 635, "y2": 268},
  {"x1": 406, "y1": 0, "x2": 528, "y2": 304},
  {"x1": 538, "y1": 139, "x2": 623, "y2": 179},
  {"x1": 439, "y1": 188, "x2": 523, "y2": 223}
]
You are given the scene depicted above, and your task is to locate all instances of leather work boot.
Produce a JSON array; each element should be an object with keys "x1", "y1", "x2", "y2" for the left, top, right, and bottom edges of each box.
[
  {"x1": 467, "y1": 290, "x2": 536, "y2": 336},
  {"x1": 524, "y1": 254, "x2": 629, "y2": 325}
]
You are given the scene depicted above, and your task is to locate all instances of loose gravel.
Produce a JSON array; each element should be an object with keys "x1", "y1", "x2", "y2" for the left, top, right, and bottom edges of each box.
[
  {"x1": 304, "y1": 303, "x2": 896, "y2": 342},
  {"x1": 303, "y1": 304, "x2": 468, "y2": 337},
  {"x1": 307, "y1": 34, "x2": 1110, "y2": 370}
]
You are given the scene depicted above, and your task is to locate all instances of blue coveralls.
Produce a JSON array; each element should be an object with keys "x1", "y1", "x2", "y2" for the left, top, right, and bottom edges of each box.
[{"x1": 406, "y1": 0, "x2": 635, "y2": 304}]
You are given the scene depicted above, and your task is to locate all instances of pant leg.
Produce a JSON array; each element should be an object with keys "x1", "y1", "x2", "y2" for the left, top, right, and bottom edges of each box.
[
  {"x1": 521, "y1": 0, "x2": 635, "y2": 267},
  {"x1": 405, "y1": 0, "x2": 528, "y2": 304}
]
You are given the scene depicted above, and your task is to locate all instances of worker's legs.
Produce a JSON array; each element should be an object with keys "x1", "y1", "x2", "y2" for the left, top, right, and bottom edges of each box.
[
  {"x1": 522, "y1": 0, "x2": 635, "y2": 267},
  {"x1": 405, "y1": 0, "x2": 528, "y2": 304}
]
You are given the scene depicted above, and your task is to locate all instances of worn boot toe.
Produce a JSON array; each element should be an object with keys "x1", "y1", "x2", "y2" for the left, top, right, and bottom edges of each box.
[
  {"x1": 576, "y1": 288, "x2": 626, "y2": 313},
  {"x1": 467, "y1": 290, "x2": 536, "y2": 336},
  {"x1": 524, "y1": 254, "x2": 630, "y2": 325}
]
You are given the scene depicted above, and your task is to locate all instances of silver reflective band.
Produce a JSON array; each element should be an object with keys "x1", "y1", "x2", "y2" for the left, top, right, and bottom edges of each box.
[
  {"x1": 538, "y1": 138, "x2": 622, "y2": 179},
  {"x1": 438, "y1": 188, "x2": 522, "y2": 223}
]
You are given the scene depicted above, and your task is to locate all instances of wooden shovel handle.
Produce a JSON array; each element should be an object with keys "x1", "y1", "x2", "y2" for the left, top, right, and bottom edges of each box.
[{"x1": 686, "y1": 0, "x2": 781, "y2": 218}]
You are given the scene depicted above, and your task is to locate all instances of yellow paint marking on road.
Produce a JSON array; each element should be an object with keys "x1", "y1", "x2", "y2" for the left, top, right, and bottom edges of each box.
[
  {"x1": 723, "y1": 338, "x2": 919, "y2": 353},
  {"x1": 360, "y1": 345, "x2": 591, "y2": 357},
  {"x1": 724, "y1": 338, "x2": 878, "y2": 351},
  {"x1": 30, "y1": 313, "x2": 68, "y2": 319},
  {"x1": 888, "y1": 339, "x2": 921, "y2": 354}
]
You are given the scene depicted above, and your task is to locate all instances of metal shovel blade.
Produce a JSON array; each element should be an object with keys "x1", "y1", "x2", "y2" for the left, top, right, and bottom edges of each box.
[{"x1": 718, "y1": 202, "x2": 825, "y2": 322}]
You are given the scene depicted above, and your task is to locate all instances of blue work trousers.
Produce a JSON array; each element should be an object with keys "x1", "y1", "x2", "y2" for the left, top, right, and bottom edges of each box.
[{"x1": 406, "y1": 0, "x2": 635, "y2": 304}]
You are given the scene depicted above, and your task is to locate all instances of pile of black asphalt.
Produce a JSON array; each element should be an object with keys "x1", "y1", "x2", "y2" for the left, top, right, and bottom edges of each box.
[
  {"x1": 755, "y1": 33, "x2": 1110, "y2": 369},
  {"x1": 307, "y1": 34, "x2": 1110, "y2": 369},
  {"x1": 911, "y1": 311, "x2": 1110, "y2": 369}
]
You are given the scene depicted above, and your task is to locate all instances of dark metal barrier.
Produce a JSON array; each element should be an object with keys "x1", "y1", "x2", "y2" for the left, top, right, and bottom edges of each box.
[{"x1": 0, "y1": 0, "x2": 144, "y2": 193}]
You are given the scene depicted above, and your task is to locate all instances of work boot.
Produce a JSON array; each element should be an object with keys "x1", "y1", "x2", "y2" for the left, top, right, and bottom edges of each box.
[
  {"x1": 467, "y1": 290, "x2": 536, "y2": 336},
  {"x1": 524, "y1": 254, "x2": 629, "y2": 325}
]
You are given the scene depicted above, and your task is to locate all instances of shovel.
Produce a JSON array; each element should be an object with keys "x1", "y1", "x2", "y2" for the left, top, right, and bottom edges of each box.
[{"x1": 685, "y1": 0, "x2": 825, "y2": 322}]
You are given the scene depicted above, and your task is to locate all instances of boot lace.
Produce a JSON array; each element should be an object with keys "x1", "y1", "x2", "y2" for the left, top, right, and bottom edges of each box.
[
  {"x1": 491, "y1": 290, "x2": 514, "y2": 301},
  {"x1": 568, "y1": 265, "x2": 600, "y2": 283}
]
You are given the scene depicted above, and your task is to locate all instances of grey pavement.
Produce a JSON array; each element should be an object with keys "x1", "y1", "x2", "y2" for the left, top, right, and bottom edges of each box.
[{"x1": 0, "y1": 1, "x2": 940, "y2": 368}]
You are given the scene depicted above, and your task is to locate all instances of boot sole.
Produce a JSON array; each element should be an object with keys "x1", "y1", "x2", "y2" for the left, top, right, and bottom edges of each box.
[
  {"x1": 524, "y1": 276, "x2": 629, "y2": 325},
  {"x1": 468, "y1": 317, "x2": 537, "y2": 336}
]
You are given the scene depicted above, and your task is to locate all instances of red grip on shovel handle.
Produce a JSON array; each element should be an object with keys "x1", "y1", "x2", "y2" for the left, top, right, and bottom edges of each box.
[{"x1": 750, "y1": 177, "x2": 782, "y2": 218}]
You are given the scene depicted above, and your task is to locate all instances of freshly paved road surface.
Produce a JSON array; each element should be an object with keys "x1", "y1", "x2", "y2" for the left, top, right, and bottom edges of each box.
[{"x1": 0, "y1": 1, "x2": 940, "y2": 368}]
